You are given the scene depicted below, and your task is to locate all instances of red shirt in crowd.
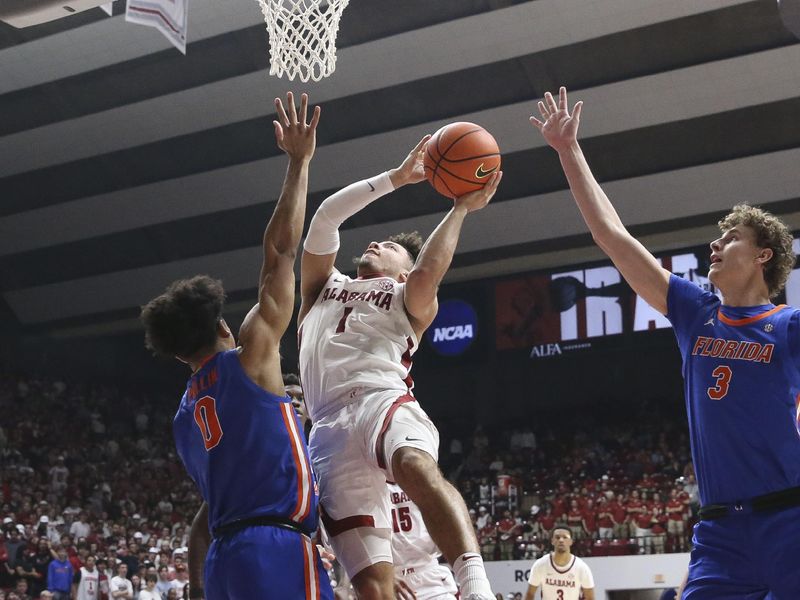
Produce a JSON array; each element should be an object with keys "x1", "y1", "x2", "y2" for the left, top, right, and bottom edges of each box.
[
  {"x1": 635, "y1": 511, "x2": 653, "y2": 529},
  {"x1": 566, "y1": 508, "x2": 583, "y2": 527},
  {"x1": 609, "y1": 501, "x2": 627, "y2": 525},
  {"x1": 539, "y1": 513, "x2": 557, "y2": 532},
  {"x1": 666, "y1": 499, "x2": 685, "y2": 521},
  {"x1": 626, "y1": 499, "x2": 644, "y2": 519},
  {"x1": 582, "y1": 510, "x2": 598, "y2": 534},
  {"x1": 596, "y1": 506, "x2": 613, "y2": 529}
]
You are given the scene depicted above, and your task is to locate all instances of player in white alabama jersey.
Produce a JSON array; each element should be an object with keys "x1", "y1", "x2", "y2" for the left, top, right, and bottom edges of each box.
[
  {"x1": 72, "y1": 555, "x2": 100, "y2": 600},
  {"x1": 524, "y1": 527, "x2": 595, "y2": 600},
  {"x1": 388, "y1": 483, "x2": 458, "y2": 600},
  {"x1": 299, "y1": 136, "x2": 501, "y2": 600}
]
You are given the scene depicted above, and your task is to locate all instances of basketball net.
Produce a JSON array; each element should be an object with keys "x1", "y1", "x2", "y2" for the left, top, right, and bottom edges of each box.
[{"x1": 255, "y1": 0, "x2": 350, "y2": 82}]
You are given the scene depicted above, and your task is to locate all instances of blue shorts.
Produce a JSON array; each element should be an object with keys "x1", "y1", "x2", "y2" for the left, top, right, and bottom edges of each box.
[
  {"x1": 684, "y1": 505, "x2": 800, "y2": 599},
  {"x1": 205, "y1": 525, "x2": 333, "y2": 600}
]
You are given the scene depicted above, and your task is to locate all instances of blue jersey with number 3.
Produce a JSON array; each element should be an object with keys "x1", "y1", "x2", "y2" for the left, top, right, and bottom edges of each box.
[
  {"x1": 173, "y1": 349, "x2": 319, "y2": 533},
  {"x1": 667, "y1": 275, "x2": 800, "y2": 505}
]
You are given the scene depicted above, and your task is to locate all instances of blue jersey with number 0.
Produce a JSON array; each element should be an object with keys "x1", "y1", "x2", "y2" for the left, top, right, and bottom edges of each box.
[
  {"x1": 173, "y1": 349, "x2": 319, "y2": 533},
  {"x1": 667, "y1": 274, "x2": 800, "y2": 505}
]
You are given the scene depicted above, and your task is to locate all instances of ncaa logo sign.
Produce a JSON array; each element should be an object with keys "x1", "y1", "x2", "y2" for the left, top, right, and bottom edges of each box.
[{"x1": 427, "y1": 300, "x2": 478, "y2": 356}]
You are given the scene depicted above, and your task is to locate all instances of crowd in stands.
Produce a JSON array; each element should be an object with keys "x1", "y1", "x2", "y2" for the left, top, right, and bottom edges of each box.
[
  {"x1": 442, "y1": 398, "x2": 698, "y2": 561},
  {"x1": 1, "y1": 369, "x2": 694, "y2": 598},
  {"x1": 1, "y1": 372, "x2": 196, "y2": 599}
]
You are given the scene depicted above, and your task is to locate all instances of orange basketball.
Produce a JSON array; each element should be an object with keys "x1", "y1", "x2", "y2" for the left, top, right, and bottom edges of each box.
[{"x1": 423, "y1": 122, "x2": 501, "y2": 199}]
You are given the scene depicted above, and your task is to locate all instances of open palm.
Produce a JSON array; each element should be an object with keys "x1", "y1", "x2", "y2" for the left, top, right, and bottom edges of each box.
[{"x1": 530, "y1": 86, "x2": 583, "y2": 153}]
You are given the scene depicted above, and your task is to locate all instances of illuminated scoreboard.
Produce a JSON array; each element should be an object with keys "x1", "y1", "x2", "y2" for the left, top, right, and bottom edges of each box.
[{"x1": 495, "y1": 235, "x2": 800, "y2": 357}]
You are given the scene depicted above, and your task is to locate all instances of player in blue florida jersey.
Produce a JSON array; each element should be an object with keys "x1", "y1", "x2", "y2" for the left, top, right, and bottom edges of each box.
[
  {"x1": 140, "y1": 93, "x2": 332, "y2": 600},
  {"x1": 532, "y1": 87, "x2": 800, "y2": 599}
]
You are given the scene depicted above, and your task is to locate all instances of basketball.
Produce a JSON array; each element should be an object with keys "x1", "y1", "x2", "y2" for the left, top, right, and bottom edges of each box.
[{"x1": 423, "y1": 122, "x2": 501, "y2": 199}]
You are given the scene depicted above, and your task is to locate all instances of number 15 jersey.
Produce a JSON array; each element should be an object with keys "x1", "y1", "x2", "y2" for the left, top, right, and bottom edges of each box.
[
  {"x1": 666, "y1": 274, "x2": 800, "y2": 505},
  {"x1": 299, "y1": 271, "x2": 418, "y2": 423}
]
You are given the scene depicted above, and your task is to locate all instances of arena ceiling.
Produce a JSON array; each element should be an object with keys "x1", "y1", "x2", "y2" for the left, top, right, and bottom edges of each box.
[{"x1": 1, "y1": 0, "x2": 799, "y2": 338}]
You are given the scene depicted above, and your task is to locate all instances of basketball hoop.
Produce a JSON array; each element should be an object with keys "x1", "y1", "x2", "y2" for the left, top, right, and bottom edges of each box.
[{"x1": 255, "y1": 0, "x2": 350, "y2": 82}]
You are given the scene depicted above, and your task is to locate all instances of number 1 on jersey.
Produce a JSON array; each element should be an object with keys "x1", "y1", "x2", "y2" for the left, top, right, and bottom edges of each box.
[{"x1": 336, "y1": 307, "x2": 353, "y2": 333}]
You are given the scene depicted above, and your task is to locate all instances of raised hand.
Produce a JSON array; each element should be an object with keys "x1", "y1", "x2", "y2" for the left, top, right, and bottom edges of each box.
[
  {"x1": 273, "y1": 92, "x2": 321, "y2": 162},
  {"x1": 530, "y1": 86, "x2": 583, "y2": 153},
  {"x1": 389, "y1": 134, "x2": 432, "y2": 187},
  {"x1": 453, "y1": 171, "x2": 502, "y2": 214}
]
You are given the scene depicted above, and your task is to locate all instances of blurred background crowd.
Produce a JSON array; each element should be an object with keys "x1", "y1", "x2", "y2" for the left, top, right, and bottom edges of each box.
[{"x1": 1, "y1": 369, "x2": 695, "y2": 598}]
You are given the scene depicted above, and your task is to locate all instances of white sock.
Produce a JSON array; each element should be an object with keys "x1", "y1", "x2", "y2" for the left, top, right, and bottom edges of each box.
[{"x1": 453, "y1": 552, "x2": 494, "y2": 598}]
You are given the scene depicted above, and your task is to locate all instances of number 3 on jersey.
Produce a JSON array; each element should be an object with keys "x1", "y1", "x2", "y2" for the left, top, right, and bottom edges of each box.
[
  {"x1": 707, "y1": 365, "x2": 732, "y2": 400},
  {"x1": 194, "y1": 395, "x2": 224, "y2": 450}
]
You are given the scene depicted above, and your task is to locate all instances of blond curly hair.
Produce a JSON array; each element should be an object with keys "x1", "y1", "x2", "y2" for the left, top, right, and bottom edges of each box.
[{"x1": 718, "y1": 205, "x2": 796, "y2": 298}]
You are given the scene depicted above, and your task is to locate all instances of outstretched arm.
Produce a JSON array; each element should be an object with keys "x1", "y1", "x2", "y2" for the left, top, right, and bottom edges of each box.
[
  {"x1": 404, "y1": 172, "x2": 502, "y2": 336},
  {"x1": 239, "y1": 92, "x2": 320, "y2": 390},
  {"x1": 531, "y1": 87, "x2": 670, "y2": 315},
  {"x1": 298, "y1": 135, "x2": 431, "y2": 323}
]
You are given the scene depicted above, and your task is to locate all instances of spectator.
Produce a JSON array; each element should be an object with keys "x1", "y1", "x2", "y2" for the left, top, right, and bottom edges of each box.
[
  {"x1": 49, "y1": 458, "x2": 69, "y2": 494},
  {"x1": 138, "y1": 574, "x2": 159, "y2": 600},
  {"x1": 69, "y1": 513, "x2": 91, "y2": 541},
  {"x1": 476, "y1": 506, "x2": 491, "y2": 530},
  {"x1": 171, "y1": 565, "x2": 188, "y2": 595},
  {"x1": 46, "y1": 547, "x2": 72, "y2": 600},
  {"x1": 72, "y1": 555, "x2": 99, "y2": 600},
  {"x1": 4, "y1": 528, "x2": 25, "y2": 571},
  {"x1": 110, "y1": 563, "x2": 133, "y2": 600},
  {"x1": 155, "y1": 565, "x2": 172, "y2": 597},
  {"x1": 96, "y1": 558, "x2": 110, "y2": 600},
  {"x1": 13, "y1": 579, "x2": 31, "y2": 600}
]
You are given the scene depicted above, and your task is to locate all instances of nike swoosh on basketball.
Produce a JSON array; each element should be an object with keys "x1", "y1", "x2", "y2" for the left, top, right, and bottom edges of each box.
[
  {"x1": 405, "y1": 436, "x2": 424, "y2": 442},
  {"x1": 367, "y1": 180, "x2": 375, "y2": 191},
  {"x1": 474, "y1": 163, "x2": 498, "y2": 179}
]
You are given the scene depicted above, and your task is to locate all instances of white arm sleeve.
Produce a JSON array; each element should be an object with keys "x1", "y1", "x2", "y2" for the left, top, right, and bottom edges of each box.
[{"x1": 303, "y1": 172, "x2": 395, "y2": 255}]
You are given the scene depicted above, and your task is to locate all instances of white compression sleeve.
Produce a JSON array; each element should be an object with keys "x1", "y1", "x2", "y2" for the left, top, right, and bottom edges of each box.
[{"x1": 303, "y1": 172, "x2": 395, "y2": 255}]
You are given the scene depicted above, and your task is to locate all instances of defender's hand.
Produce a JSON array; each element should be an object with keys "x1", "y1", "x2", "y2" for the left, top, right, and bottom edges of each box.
[
  {"x1": 273, "y1": 92, "x2": 321, "y2": 162},
  {"x1": 530, "y1": 86, "x2": 583, "y2": 154},
  {"x1": 453, "y1": 171, "x2": 502, "y2": 214}
]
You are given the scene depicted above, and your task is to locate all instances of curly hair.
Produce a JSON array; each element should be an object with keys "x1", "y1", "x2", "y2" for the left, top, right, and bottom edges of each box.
[
  {"x1": 388, "y1": 231, "x2": 424, "y2": 264},
  {"x1": 140, "y1": 275, "x2": 226, "y2": 359},
  {"x1": 718, "y1": 205, "x2": 796, "y2": 299}
]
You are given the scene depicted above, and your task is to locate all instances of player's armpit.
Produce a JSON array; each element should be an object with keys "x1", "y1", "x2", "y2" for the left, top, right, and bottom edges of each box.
[
  {"x1": 524, "y1": 584, "x2": 538, "y2": 600},
  {"x1": 582, "y1": 587, "x2": 596, "y2": 600}
]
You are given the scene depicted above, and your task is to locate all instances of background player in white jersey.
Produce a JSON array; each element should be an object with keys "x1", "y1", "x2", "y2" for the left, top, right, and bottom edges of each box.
[
  {"x1": 72, "y1": 555, "x2": 99, "y2": 600},
  {"x1": 299, "y1": 137, "x2": 501, "y2": 600},
  {"x1": 524, "y1": 527, "x2": 595, "y2": 600},
  {"x1": 388, "y1": 482, "x2": 458, "y2": 600}
]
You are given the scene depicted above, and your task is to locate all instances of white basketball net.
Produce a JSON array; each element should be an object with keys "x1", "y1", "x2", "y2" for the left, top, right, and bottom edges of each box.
[{"x1": 256, "y1": 0, "x2": 350, "y2": 82}]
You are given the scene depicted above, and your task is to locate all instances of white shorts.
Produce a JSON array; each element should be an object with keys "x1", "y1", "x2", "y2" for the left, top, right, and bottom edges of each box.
[
  {"x1": 309, "y1": 390, "x2": 440, "y2": 577},
  {"x1": 396, "y1": 562, "x2": 458, "y2": 600}
]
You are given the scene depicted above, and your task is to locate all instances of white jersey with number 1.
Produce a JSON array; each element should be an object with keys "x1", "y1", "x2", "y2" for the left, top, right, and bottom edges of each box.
[
  {"x1": 299, "y1": 271, "x2": 418, "y2": 422},
  {"x1": 75, "y1": 566, "x2": 99, "y2": 600},
  {"x1": 528, "y1": 553, "x2": 594, "y2": 600},
  {"x1": 388, "y1": 483, "x2": 457, "y2": 600}
]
